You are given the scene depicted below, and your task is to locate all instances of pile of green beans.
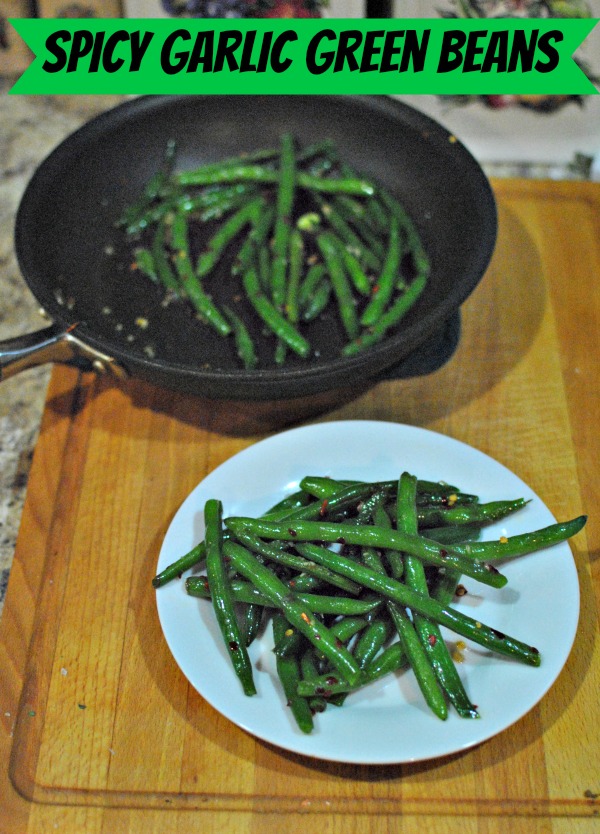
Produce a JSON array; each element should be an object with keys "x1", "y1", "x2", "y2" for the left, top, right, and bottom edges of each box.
[
  {"x1": 118, "y1": 135, "x2": 431, "y2": 369},
  {"x1": 154, "y1": 473, "x2": 586, "y2": 734}
]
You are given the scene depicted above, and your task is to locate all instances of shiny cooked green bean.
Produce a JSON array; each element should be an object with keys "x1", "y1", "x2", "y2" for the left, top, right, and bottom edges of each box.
[
  {"x1": 204, "y1": 499, "x2": 256, "y2": 696},
  {"x1": 224, "y1": 517, "x2": 507, "y2": 589},
  {"x1": 397, "y1": 472, "x2": 479, "y2": 719}
]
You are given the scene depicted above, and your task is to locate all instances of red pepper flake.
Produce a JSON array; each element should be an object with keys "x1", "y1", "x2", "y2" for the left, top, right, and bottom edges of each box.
[
  {"x1": 439, "y1": 549, "x2": 448, "y2": 559},
  {"x1": 319, "y1": 499, "x2": 329, "y2": 517},
  {"x1": 325, "y1": 676, "x2": 338, "y2": 686},
  {"x1": 372, "y1": 284, "x2": 380, "y2": 294},
  {"x1": 427, "y1": 634, "x2": 437, "y2": 647}
]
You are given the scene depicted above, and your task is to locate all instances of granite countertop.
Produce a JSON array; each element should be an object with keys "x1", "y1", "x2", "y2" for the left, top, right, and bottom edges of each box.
[{"x1": 0, "y1": 87, "x2": 126, "y2": 617}]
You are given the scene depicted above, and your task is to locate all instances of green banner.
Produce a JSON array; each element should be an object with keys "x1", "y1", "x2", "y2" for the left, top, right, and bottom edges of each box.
[{"x1": 9, "y1": 17, "x2": 598, "y2": 96}]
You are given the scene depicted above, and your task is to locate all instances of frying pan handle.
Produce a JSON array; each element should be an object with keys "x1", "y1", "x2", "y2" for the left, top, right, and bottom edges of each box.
[{"x1": 0, "y1": 323, "x2": 128, "y2": 381}]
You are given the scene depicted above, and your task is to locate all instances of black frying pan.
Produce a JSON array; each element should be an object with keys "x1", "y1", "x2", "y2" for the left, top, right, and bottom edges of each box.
[{"x1": 3, "y1": 95, "x2": 497, "y2": 401}]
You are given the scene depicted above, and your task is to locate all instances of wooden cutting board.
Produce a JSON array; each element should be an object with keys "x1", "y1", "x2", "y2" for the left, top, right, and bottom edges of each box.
[{"x1": 1, "y1": 179, "x2": 599, "y2": 834}]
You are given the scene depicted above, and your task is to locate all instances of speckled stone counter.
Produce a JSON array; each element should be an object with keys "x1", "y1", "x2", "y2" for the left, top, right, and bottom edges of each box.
[{"x1": 0, "y1": 87, "x2": 126, "y2": 617}]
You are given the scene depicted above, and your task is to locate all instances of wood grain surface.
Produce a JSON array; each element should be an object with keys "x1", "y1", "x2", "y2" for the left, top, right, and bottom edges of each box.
[{"x1": 0, "y1": 179, "x2": 598, "y2": 834}]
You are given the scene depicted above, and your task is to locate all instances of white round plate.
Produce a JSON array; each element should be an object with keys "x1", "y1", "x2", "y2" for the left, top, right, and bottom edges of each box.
[{"x1": 156, "y1": 420, "x2": 580, "y2": 765}]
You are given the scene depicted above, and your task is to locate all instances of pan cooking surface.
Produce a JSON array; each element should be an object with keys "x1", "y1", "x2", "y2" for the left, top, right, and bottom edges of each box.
[{"x1": 15, "y1": 96, "x2": 496, "y2": 398}]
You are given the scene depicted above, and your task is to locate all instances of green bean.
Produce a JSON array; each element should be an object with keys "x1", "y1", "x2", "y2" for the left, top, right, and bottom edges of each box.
[
  {"x1": 152, "y1": 540, "x2": 206, "y2": 588},
  {"x1": 196, "y1": 196, "x2": 265, "y2": 278},
  {"x1": 360, "y1": 215, "x2": 402, "y2": 327},
  {"x1": 274, "y1": 338, "x2": 287, "y2": 366},
  {"x1": 117, "y1": 138, "x2": 177, "y2": 229},
  {"x1": 300, "y1": 647, "x2": 328, "y2": 714},
  {"x1": 175, "y1": 165, "x2": 374, "y2": 197},
  {"x1": 272, "y1": 613, "x2": 314, "y2": 733},
  {"x1": 372, "y1": 504, "x2": 404, "y2": 579},
  {"x1": 242, "y1": 602, "x2": 263, "y2": 648},
  {"x1": 359, "y1": 545, "x2": 386, "y2": 573},
  {"x1": 170, "y1": 211, "x2": 231, "y2": 335},
  {"x1": 204, "y1": 500, "x2": 256, "y2": 696},
  {"x1": 262, "y1": 490, "x2": 313, "y2": 517},
  {"x1": 387, "y1": 601, "x2": 448, "y2": 720},
  {"x1": 301, "y1": 172, "x2": 375, "y2": 196},
  {"x1": 223, "y1": 540, "x2": 362, "y2": 686},
  {"x1": 365, "y1": 194, "x2": 391, "y2": 234},
  {"x1": 224, "y1": 517, "x2": 507, "y2": 589},
  {"x1": 151, "y1": 217, "x2": 182, "y2": 296},
  {"x1": 342, "y1": 272, "x2": 427, "y2": 356},
  {"x1": 181, "y1": 147, "x2": 279, "y2": 176},
  {"x1": 242, "y1": 267, "x2": 311, "y2": 358},
  {"x1": 397, "y1": 472, "x2": 479, "y2": 719},
  {"x1": 417, "y1": 498, "x2": 528, "y2": 530},
  {"x1": 271, "y1": 133, "x2": 297, "y2": 309},
  {"x1": 426, "y1": 524, "x2": 482, "y2": 545},
  {"x1": 258, "y1": 245, "x2": 272, "y2": 293},
  {"x1": 285, "y1": 229, "x2": 304, "y2": 324},
  {"x1": 330, "y1": 616, "x2": 369, "y2": 644},
  {"x1": 316, "y1": 232, "x2": 360, "y2": 340},
  {"x1": 132, "y1": 247, "x2": 159, "y2": 284},
  {"x1": 378, "y1": 188, "x2": 431, "y2": 278},
  {"x1": 222, "y1": 304, "x2": 258, "y2": 370},
  {"x1": 452, "y1": 516, "x2": 587, "y2": 561},
  {"x1": 353, "y1": 617, "x2": 393, "y2": 669},
  {"x1": 301, "y1": 278, "x2": 331, "y2": 323},
  {"x1": 338, "y1": 245, "x2": 373, "y2": 297},
  {"x1": 298, "y1": 262, "x2": 326, "y2": 307}
]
